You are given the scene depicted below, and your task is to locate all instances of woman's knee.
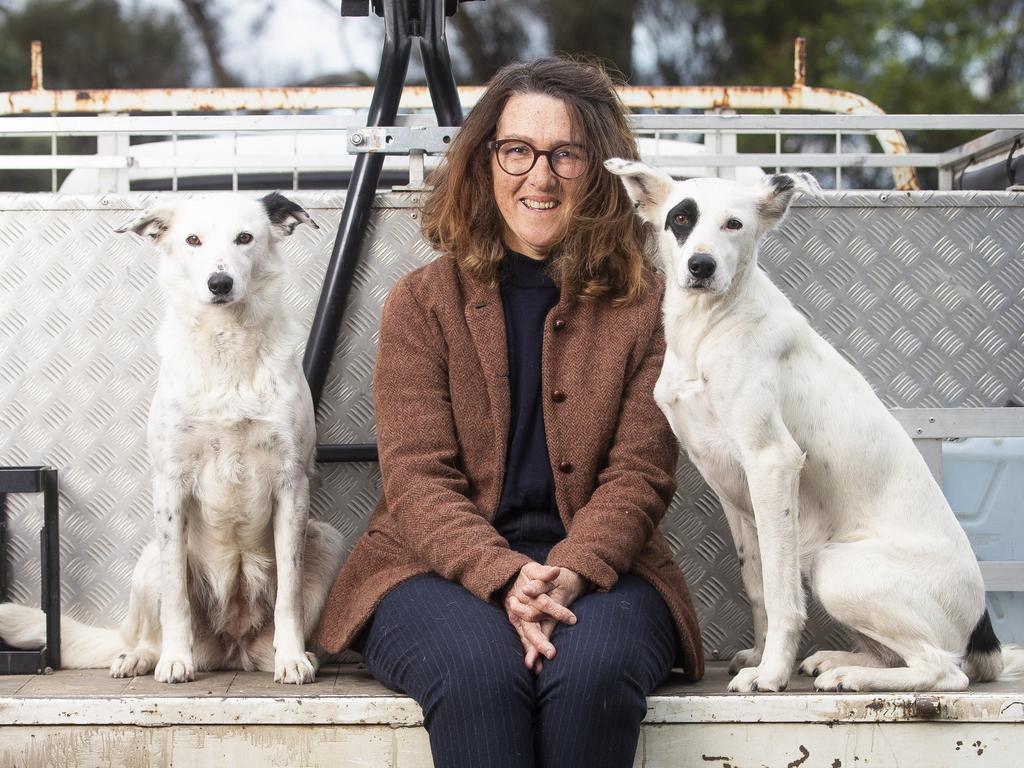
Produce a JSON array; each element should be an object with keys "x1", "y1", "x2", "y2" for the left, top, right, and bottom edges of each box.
[
  {"x1": 539, "y1": 580, "x2": 676, "y2": 700},
  {"x1": 444, "y1": 642, "x2": 532, "y2": 701},
  {"x1": 420, "y1": 644, "x2": 533, "y2": 727},
  {"x1": 539, "y1": 646, "x2": 641, "y2": 702}
]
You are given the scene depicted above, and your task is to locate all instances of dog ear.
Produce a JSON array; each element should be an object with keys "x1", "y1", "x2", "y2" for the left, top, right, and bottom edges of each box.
[
  {"x1": 603, "y1": 158, "x2": 675, "y2": 222},
  {"x1": 757, "y1": 172, "x2": 821, "y2": 230},
  {"x1": 115, "y1": 207, "x2": 174, "y2": 241},
  {"x1": 261, "y1": 192, "x2": 319, "y2": 238}
]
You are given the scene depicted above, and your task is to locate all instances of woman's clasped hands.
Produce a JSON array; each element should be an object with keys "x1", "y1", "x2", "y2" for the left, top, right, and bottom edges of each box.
[{"x1": 503, "y1": 562, "x2": 586, "y2": 672}]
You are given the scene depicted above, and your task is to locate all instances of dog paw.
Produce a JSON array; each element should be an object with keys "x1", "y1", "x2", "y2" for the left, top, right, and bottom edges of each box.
[
  {"x1": 813, "y1": 667, "x2": 859, "y2": 692},
  {"x1": 729, "y1": 648, "x2": 763, "y2": 675},
  {"x1": 800, "y1": 650, "x2": 843, "y2": 677},
  {"x1": 728, "y1": 664, "x2": 790, "y2": 693},
  {"x1": 275, "y1": 653, "x2": 316, "y2": 685},
  {"x1": 305, "y1": 651, "x2": 321, "y2": 674},
  {"x1": 110, "y1": 649, "x2": 155, "y2": 678},
  {"x1": 154, "y1": 654, "x2": 195, "y2": 683}
]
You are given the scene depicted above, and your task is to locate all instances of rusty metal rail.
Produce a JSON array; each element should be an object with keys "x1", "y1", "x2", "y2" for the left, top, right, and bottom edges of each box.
[
  {"x1": 3, "y1": 39, "x2": 1023, "y2": 192},
  {"x1": 1, "y1": 38, "x2": 922, "y2": 190}
]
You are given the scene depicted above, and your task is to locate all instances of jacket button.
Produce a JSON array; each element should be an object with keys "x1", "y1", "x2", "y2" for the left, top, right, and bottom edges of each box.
[
  {"x1": 558, "y1": 461, "x2": 574, "y2": 474},
  {"x1": 551, "y1": 389, "x2": 566, "y2": 403},
  {"x1": 553, "y1": 318, "x2": 566, "y2": 331}
]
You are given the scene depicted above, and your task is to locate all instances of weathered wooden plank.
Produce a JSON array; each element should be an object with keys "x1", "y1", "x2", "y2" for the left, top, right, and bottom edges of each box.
[
  {"x1": 0, "y1": 674, "x2": 32, "y2": 695},
  {"x1": 16, "y1": 669, "x2": 132, "y2": 697}
]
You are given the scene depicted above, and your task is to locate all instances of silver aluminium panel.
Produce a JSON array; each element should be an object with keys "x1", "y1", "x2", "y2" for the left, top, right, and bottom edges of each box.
[{"x1": 0, "y1": 190, "x2": 1021, "y2": 658}]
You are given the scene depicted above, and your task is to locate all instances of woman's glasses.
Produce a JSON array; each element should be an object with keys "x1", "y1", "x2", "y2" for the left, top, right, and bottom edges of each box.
[{"x1": 487, "y1": 139, "x2": 588, "y2": 180}]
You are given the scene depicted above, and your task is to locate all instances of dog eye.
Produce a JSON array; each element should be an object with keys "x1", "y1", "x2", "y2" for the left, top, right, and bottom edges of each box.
[
  {"x1": 235, "y1": 232, "x2": 253, "y2": 245},
  {"x1": 725, "y1": 218, "x2": 743, "y2": 230},
  {"x1": 186, "y1": 235, "x2": 202, "y2": 247},
  {"x1": 673, "y1": 213, "x2": 690, "y2": 227}
]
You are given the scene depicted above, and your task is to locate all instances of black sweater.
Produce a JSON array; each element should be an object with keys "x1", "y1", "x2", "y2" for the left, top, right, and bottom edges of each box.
[{"x1": 493, "y1": 251, "x2": 567, "y2": 549}]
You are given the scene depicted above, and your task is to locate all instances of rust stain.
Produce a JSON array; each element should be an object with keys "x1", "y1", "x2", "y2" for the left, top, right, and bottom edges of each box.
[
  {"x1": 0, "y1": 82, "x2": 903, "y2": 117},
  {"x1": 787, "y1": 745, "x2": 811, "y2": 767},
  {"x1": 913, "y1": 696, "x2": 940, "y2": 718},
  {"x1": 862, "y1": 696, "x2": 941, "y2": 719},
  {"x1": 30, "y1": 40, "x2": 43, "y2": 90},
  {"x1": 0, "y1": 64, "x2": 921, "y2": 189},
  {"x1": 793, "y1": 37, "x2": 807, "y2": 88}
]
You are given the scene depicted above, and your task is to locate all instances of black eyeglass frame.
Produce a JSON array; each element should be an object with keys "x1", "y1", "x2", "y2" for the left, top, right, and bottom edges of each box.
[{"x1": 486, "y1": 139, "x2": 589, "y2": 180}]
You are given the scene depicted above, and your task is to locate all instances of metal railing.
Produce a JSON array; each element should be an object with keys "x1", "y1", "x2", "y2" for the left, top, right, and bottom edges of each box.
[
  {"x1": 2, "y1": 111, "x2": 1021, "y2": 193},
  {"x1": 5, "y1": 37, "x2": 1022, "y2": 194}
]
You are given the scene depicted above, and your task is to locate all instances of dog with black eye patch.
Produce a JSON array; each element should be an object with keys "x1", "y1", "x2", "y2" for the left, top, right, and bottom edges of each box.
[
  {"x1": 0, "y1": 193, "x2": 345, "y2": 684},
  {"x1": 605, "y1": 158, "x2": 1024, "y2": 693}
]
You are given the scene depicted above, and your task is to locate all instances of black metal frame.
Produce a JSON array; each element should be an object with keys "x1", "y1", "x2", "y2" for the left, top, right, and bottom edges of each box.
[
  {"x1": 0, "y1": 466, "x2": 61, "y2": 673},
  {"x1": 305, "y1": 0, "x2": 465, "y2": 464}
]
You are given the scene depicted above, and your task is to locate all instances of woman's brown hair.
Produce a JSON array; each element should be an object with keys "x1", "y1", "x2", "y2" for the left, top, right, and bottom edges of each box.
[{"x1": 420, "y1": 56, "x2": 653, "y2": 305}]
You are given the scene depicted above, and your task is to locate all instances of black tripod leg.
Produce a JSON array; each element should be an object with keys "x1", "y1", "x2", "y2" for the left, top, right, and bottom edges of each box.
[
  {"x1": 303, "y1": 0, "x2": 413, "y2": 409},
  {"x1": 420, "y1": 0, "x2": 463, "y2": 127}
]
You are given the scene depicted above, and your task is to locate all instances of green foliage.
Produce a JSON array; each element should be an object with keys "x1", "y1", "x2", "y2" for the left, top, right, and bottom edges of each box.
[
  {"x1": 452, "y1": 0, "x2": 1023, "y2": 118},
  {"x1": 634, "y1": 0, "x2": 1023, "y2": 186},
  {"x1": 547, "y1": 0, "x2": 637, "y2": 79},
  {"x1": 644, "y1": 0, "x2": 1024, "y2": 115},
  {"x1": 0, "y1": 0, "x2": 194, "y2": 190},
  {"x1": 0, "y1": 0, "x2": 194, "y2": 91}
]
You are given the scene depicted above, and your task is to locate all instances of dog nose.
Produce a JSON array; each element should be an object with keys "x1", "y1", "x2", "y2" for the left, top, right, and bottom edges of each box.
[
  {"x1": 208, "y1": 274, "x2": 233, "y2": 296},
  {"x1": 688, "y1": 254, "x2": 716, "y2": 279}
]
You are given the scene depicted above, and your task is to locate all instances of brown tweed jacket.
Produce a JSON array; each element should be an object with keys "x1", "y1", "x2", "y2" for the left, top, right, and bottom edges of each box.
[{"x1": 315, "y1": 255, "x2": 704, "y2": 681}]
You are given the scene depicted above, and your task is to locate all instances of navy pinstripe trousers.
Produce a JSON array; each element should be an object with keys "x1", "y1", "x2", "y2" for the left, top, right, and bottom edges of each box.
[{"x1": 360, "y1": 565, "x2": 677, "y2": 768}]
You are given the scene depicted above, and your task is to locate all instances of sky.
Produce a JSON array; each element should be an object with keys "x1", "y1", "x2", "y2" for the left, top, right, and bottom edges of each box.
[{"x1": 143, "y1": 0, "x2": 388, "y2": 86}]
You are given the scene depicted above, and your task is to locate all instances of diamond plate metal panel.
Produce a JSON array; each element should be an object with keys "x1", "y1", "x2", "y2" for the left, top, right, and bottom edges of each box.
[{"x1": 1, "y1": 191, "x2": 1022, "y2": 660}]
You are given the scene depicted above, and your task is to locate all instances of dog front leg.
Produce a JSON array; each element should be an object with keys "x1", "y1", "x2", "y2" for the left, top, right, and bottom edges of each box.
[
  {"x1": 272, "y1": 474, "x2": 315, "y2": 684},
  {"x1": 153, "y1": 474, "x2": 195, "y2": 683},
  {"x1": 721, "y1": 502, "x2": 767, "y2": 674},
  {"x1": 728, "y1": 441, "x2": 805, "y2": 693}
]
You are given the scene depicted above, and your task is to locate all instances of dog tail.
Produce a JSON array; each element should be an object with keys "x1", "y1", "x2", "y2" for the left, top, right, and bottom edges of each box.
[
  {"x1": 0, "y1": 603, "x2": 125, "y2": 669},
  {"x1": 996, "y1": 645, "x2": 1024, "y2": 681},
  {"x1": 963, "y1": 609, "x2": 1024, "y2": 682}
]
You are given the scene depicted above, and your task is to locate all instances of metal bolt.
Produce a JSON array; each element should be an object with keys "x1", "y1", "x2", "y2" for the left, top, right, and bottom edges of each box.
[
  {"x1": 916, "y1": 428, "x2": 923, "y2": 434},
  {"x1": 350, "y1": 132, "x2": 364, "y2": 145},
  {"x1": 879, "y1": 193, "x2": 888, "y2": 201}
]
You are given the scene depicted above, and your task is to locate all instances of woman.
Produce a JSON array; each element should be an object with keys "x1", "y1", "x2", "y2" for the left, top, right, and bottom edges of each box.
[{"x1": 316, "y1": 57, "x2": 703, "y2": 767}]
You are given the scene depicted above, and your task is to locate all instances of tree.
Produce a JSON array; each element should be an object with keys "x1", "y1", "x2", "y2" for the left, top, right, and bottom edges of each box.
[
  {"x1": 546, "y1": 0, "x2": 637, "y2": 79},
  {"x1": 0, "y1": 0, "x2": 194, "y2": 191},
  {"x1": 0, "y1": 0, "x2": 194, "y2": 90},
  {"x1": 634, "y1": 0, "x2": 1024, "y2": 116},
  {"x1": 450, "y1": 0, "x2": 543, "y2": 83},
  {"x1": 176, "y1": 0, "x2": 246, "y2": 87},
  {"x1": 448, "y1": 0, "x2": 639, "y2": 84}
]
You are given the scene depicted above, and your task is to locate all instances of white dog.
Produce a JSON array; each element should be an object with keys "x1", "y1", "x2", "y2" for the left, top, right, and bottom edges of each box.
[
  {"x1": 606, "y1": 158, "x2": 1024, "y2": 692},
  {"x1": 0, "y1": 193, "x2": 344, "y2": 684}
]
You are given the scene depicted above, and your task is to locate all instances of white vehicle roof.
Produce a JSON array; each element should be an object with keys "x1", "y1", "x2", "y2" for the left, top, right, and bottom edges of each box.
[{"x1": 58, "y1": 131, "x2": 764, "y2": 193}]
